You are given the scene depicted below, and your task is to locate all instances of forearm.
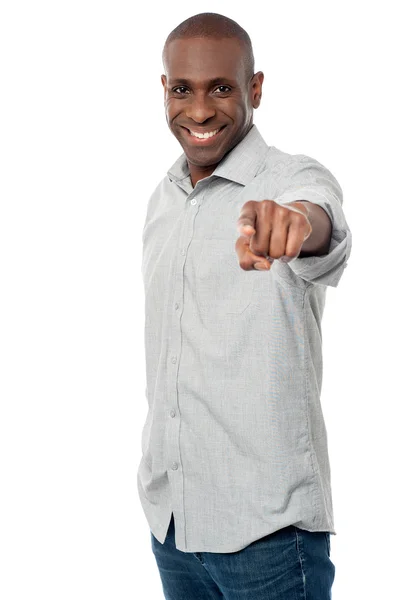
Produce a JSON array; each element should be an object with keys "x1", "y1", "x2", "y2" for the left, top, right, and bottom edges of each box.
[{"x1": 290, "y1": 200, "x2": 332, "y2": 257}]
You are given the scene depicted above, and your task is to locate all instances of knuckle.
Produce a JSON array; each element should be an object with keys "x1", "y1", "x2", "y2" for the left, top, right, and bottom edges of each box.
[
  {"x1": 241, "y1": 200, "x2": 255, "y2": 210},
  {"x1": 263, "y1": 199, "x2": 275, "y2": 212},
  {"x1": 294, "y1": 211, "x2": 307, "y2": 225},
  {"x1": 250, "y1": 242, "x2": 264, "y2": 256},
  {"x1": 277, "y1": 204, "x2": 289, "y2": 217},
  {"x1": 239, "y1": 258, "x2": 253, "y2": 271},
  {"x1": 280, "y1": 213, "x2": 291, "y2": 224}
]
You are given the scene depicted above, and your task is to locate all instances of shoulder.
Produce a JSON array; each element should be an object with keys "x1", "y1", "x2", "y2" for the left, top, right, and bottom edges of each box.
[{"x1": 257, "y1": 146, "x2": 341, "y2": 191}]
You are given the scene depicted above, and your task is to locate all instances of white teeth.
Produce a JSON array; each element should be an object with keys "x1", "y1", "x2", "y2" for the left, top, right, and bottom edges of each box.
[{"x1": 189, "y1": 128, "x2": 220, "y2": 139}]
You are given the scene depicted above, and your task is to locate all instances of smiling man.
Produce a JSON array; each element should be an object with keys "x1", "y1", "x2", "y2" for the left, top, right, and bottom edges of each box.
[
  {"x1": 137, "y1": 12, "x2": 352, "y2": 600},
  {"x1": 161, "y1": 35, "x2": 256, "y2": 187}
]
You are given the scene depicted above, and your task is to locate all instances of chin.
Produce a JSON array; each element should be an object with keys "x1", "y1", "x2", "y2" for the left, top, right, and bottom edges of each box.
[{"x1": 185, "y1": 150, "x2": 225, "y2": 167}]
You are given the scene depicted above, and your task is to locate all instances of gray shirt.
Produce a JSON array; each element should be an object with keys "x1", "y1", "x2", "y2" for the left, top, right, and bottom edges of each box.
[{"x1": 137, "y1": 124, "x2": 352, "y2": 553}]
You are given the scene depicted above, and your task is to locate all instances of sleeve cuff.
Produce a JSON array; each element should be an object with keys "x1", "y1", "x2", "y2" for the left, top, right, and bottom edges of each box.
[{"x1": 274, "y1": 188, "x2": 352, "y2": 287}]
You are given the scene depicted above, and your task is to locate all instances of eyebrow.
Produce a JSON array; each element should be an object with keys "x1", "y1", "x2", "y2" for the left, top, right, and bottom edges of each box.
[{"x1": 168, "y1": 77, "x2": 236, "y2": 87}]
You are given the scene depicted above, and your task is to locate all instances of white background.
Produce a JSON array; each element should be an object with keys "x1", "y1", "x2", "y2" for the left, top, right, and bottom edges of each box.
[{"x1": 0, "y1": 1, "x2": 398, "y2": 598}]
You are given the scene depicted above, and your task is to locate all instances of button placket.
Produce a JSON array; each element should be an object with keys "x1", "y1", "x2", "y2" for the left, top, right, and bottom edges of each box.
[
  {"x1": 166, "y1": 192, "x2": 202, "y2": 481},
  {"x1": 196, "y1": 238, "x2": 255, "y2": 315}
]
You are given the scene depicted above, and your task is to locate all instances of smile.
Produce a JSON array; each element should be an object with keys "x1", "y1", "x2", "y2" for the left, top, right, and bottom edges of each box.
[
  {"x1": 190, "y1": 127, "x2": 220, "y2": 138},
  {"x1": 182, "y1": 125, "x2": 226, "y2": 144}
]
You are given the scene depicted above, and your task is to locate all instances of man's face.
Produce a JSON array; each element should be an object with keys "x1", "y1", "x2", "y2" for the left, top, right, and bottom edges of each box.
[{"x1": 161, "y1": 37, "x2": 263, "y2": 178}]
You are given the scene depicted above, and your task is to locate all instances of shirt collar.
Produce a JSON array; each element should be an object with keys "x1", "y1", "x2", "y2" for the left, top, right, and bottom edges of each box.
[{"x1": 167, "y1": 124, "x2": 270, "y2": 186}]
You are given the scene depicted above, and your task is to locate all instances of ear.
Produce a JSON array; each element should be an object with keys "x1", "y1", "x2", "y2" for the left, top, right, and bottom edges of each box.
[
  {"x1": 161, "y1": 74, "x2": 167, "y2": 102},
  {"x1": 252, "y1": 71, "x2": 264, "y2": 109}
]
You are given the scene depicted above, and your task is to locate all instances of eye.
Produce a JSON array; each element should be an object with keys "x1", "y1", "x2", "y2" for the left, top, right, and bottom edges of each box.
[
  {"x1": 214, "y1": 85, "x2": 231, "y2": 94},
  {"x1": 171, "y1": 85, "x2": 232, "y2": 95},
  {"x1": 172, "y1": 86, "x2": 189, "y2": 94}
]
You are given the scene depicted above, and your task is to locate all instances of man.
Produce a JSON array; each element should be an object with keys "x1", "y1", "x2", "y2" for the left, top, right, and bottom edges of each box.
[{"x1": 137, "y1": 12, "x2": 351, "y2": 600}]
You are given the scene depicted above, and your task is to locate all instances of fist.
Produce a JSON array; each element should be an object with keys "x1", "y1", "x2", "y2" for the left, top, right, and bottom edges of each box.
[{"x1": 236, "y1": 199, "x2": 312, "y2": 270}]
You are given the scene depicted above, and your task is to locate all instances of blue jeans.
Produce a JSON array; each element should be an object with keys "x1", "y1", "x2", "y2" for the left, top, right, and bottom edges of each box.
[{"x1": 151, "y1": 514, "x2": 335, "y2": 599}]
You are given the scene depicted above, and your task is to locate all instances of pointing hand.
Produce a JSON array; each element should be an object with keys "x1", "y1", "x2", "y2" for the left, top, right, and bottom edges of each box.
[{"x1": 235, "y1": 200, "x2": 312, "y2": 270}]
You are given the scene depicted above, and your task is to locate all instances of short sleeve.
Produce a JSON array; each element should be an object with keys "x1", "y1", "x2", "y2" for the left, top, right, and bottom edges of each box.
[{"x1": 273, "y1": 155, "x2": 352, "y2": 287}]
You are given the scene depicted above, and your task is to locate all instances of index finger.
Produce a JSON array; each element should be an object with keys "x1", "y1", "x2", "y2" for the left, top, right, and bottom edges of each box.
[{"x1": 236, "y1": 201, "x2": 258, "y2": 237}]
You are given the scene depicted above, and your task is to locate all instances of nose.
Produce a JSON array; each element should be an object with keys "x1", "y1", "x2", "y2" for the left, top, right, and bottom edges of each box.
[{"x1": 184, "y1": 93, "x2": 216, "y2": 123}]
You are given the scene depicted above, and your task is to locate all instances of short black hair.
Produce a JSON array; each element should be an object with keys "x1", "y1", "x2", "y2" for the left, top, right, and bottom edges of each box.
[{"x1": 162, "y1": 12, "x2": 255, "y2": 84}]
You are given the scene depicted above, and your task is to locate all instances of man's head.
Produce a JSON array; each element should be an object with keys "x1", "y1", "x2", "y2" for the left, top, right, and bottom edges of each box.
[{"x1": 161, "y1": 13, "x2": 264, "y2": 185}]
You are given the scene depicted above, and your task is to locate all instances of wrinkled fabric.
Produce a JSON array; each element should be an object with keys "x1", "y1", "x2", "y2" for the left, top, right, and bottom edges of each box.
[{"x1": 137, "y1": 124, "x2": 352, "y2": 553}]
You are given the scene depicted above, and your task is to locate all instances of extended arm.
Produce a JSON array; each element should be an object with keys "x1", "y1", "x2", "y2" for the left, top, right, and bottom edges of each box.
[{"x1": 289, "y1": 200, "x2": 332, "y2": 257}]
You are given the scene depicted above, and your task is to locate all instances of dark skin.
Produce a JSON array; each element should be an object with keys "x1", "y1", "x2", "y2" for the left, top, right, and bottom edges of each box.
[{"x1": 162, "y1": 37, "x2": 332, "y2": 269}]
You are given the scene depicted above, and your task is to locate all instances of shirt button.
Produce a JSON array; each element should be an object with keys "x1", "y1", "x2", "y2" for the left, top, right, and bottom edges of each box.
[
  {"x1": 171, "y1": 356, "x2": 177, "y2": 364},
  {"x1": 174, "y1": 303, "x2": 179, "y2": 310},
  {"x1": 181, "y1": 249, "x2": 186, "y2": 256},
  {"x1": 171, "y1": 462, "x2": 178, "y2": 470},
  {"x1": 190, "y1": 198, "x2": 197, "y2": 205},
  {"x1": 170, "y1": 409, "x2": 176, "y2": 418}
]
